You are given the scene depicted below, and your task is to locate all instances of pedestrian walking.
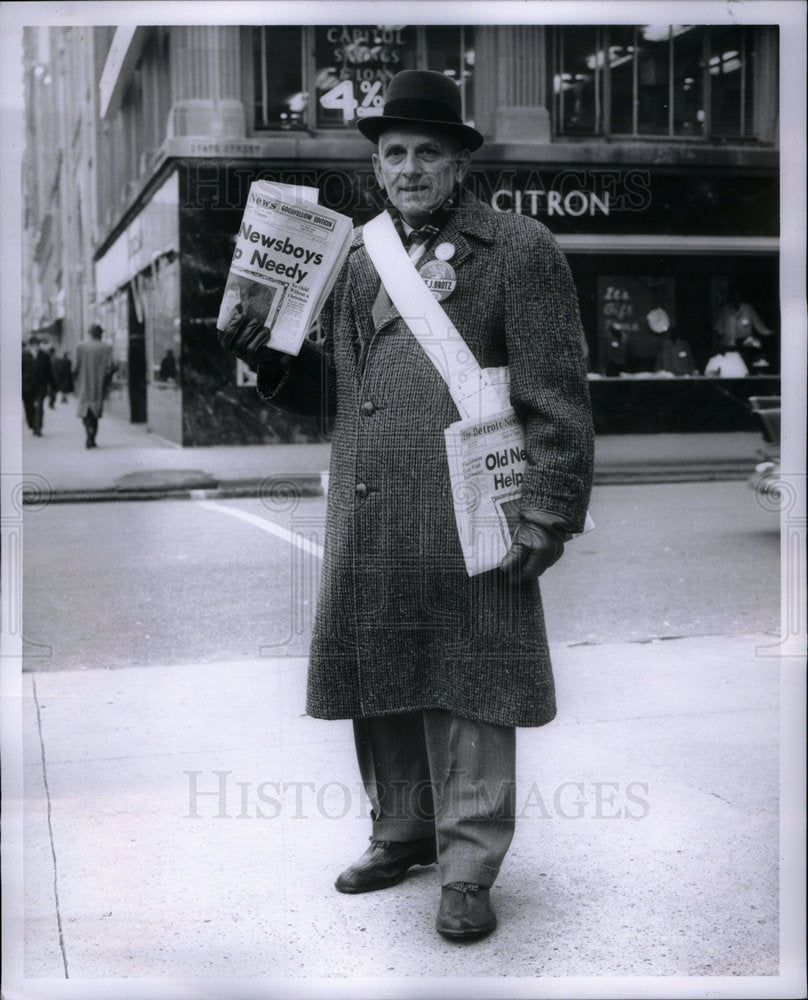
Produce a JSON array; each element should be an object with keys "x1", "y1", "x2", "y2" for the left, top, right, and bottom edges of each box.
[
  {"x1": 223, "y1": 70, "x2": 594, "y2": 941},
  {"x1": 158, "y1": 348, "x2": 178, "y2": 381},
  {"x1": 47, "y1": 347, "x2": 58, "y2": 408},
  {"x1": 74, "y1": 323, "x2": 116, "y2": 449},
  {"x1": 21, "y1": 335, "x2": 57, "y2": 437},
  {"x1": 55, "y1": 351, "x2": 75, "y2": 402}
]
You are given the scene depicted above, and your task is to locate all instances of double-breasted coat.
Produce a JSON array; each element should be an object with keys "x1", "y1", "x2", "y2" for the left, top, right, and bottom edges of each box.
[{"x1": 259, "y1": 191, "x2": 594, "y2": 727}]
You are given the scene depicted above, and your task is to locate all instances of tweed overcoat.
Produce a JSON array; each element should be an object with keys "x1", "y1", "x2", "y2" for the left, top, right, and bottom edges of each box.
[{"x1": 260, "y1": 191, "x2": 594, "y2": 727}]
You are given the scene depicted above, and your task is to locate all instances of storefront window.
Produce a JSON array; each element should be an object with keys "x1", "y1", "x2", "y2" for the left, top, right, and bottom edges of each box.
[
  {"x1": 143, "y1": 254, "x2": 181, "y2": 384},
  {"x1": 597, "y1": 275, "x2": 678, "y2": 376},
  {"x1": 554, "y1": 24, "x2": 757, "y2": 140},
  {"x1": 253, "y1": 26, "x2": 475, "y2": 132},
  {"x1": 573, "y1": 254, "x2": 779, "y2": 379}
]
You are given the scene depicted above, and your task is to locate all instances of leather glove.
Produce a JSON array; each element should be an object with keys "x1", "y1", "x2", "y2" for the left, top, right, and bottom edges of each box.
[
  {"x1": 218, "y1": 310, "x2": 277, "y2": 370},
  {"x1": 217, "y1": 285, "x2": 291, "y2": 372},
  {"x1": 499, "y1": 509, "x2": 572, "y2": 584}
]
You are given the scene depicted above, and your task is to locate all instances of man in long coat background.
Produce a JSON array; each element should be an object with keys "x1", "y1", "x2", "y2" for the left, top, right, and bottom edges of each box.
[
  {"x1": 74, "y1": 323, "x2": 115, "y2": 449},
  {"x1": 223, "y1": 70, "x2": 594, "y2": 941}
]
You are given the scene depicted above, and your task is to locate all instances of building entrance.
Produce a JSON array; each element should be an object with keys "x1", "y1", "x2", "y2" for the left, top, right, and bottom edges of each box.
[{"x1": 127, "y1": 283, "x2": 147, "y2": 424}]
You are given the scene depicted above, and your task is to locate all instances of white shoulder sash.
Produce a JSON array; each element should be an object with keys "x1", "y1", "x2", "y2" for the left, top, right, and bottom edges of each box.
[{"x1": 362, "y1": 211, "x2": 505, "y2": 420}]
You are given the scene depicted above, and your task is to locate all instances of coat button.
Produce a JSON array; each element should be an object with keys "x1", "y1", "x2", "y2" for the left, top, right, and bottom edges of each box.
[
  {"x1": 360, "y1": 400, "x2": 375, "y2": 415},
  {"x1": 355, "y1": 483, "x2": 369, "y2": 498}
]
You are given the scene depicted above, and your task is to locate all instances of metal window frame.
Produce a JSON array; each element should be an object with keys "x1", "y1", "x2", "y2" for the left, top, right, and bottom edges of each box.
[
  {"x1": 554, "y1": 24, "x2": 759, "y2": 143},
  {"x1": 554, "y1": 25, "x2": 603, "y2": 137}
]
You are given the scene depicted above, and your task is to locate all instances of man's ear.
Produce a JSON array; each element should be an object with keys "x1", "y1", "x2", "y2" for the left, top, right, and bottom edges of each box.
[
  {"x1": 455, "y1": 147, "x2": 472, "y2": 184},
  {"x1": 372, "y1": 151, "x2": 385, "y2": 189}
]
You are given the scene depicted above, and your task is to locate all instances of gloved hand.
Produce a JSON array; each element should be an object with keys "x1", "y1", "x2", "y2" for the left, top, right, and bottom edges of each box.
[
  {"x1": 217, "y1": 284, "x2": 291, "y2": 371},
  {"x1": 499, "y1": 509, "x2": 571, "y2": 584},
  {"x1": 218, "y1": 309, "x2": 276, "y2": 369}
]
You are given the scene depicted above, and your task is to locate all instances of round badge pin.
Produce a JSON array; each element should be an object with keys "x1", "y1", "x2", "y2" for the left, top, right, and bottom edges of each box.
[
  {"x1": 420, "y1": 260, "x2": 457, "y2": 301},
  {"x1": 434, "y1": 242, "x2": 455, "y2": 261}
]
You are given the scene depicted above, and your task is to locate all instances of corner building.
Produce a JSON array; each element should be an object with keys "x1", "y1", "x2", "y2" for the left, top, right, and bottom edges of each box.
[{"x1": 25, "y1": 23, "x2": 780, "y2": 444}]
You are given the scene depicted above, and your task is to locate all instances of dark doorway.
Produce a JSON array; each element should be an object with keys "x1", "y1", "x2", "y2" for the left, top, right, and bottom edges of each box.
[{"x1": 127, "y1": 283, "x2": 147, "y2": 423}]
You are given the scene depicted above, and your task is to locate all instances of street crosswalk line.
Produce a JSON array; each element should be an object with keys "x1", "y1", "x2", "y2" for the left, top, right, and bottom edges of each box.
[{"x1": 193, "y1": 498, "x2": 325, "y2": 560}]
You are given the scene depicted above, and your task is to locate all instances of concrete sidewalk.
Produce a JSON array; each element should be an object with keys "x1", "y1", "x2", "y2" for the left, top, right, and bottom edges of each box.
[
  {"x1": 17, "y1": 397, "x2": 768, "y2": 503},
  {"x1": 13, "y1": 631, "x2": 800, "y2": 996}
]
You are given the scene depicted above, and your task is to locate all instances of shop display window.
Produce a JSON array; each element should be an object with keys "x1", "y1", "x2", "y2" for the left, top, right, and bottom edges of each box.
[
  {"x1": 252, "y1": 25, "x2": 475, "y2": 132},
  {"x1": 577, "y1": 258, "x2": 779, "y2": 379},
  {"x1": 597, "y1": 275, "x2": 679, "y2": 376}
]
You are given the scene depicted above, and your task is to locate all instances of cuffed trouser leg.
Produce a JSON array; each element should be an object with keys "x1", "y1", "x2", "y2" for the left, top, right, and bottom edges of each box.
[
  {"x1": 353, "y1": 713, "x2": 436, "y2": 842},
  {"x1": 423, "y1": 711, "x2": 516, "y2": 889},
  {"x1": 352, "y1": 711, "x2": 516, "y2": 887}
]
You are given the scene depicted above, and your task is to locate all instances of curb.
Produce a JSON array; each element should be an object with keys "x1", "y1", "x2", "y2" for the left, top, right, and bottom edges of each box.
[
  {"x1": 21, "y1": 465, "x2": 754, "y2": 504},
  {"x1": 594, "y1": 465, "x2": 751, "y2": 485},
  {"x1": 23, "y1": 473, "x2": 326, "y2": 506}
]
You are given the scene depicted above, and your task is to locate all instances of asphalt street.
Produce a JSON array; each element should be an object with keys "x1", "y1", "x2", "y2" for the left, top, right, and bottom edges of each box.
[{"x1": 22, "y1": 480, "x2": 779, "y2": 672}]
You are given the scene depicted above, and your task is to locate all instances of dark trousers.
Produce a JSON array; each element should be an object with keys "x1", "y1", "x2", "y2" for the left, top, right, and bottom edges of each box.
[
  {"x1": 23, "y1": 392, "x2": 45, "y2": 433},
  {"x1": 353, "y1": 711, "x2": 516, "y2": 887},
  {"x1": 83, "y1": 410, "x2": 99, "y2": 445}
]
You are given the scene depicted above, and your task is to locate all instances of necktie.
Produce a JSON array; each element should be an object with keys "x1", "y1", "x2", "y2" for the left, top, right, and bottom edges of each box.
[
  {"x1": 371, "y1": 229, "x2": 430, "y2": 328},
  {"x1": 405, "y1": 228, "x2": 430, "y2": 264}
]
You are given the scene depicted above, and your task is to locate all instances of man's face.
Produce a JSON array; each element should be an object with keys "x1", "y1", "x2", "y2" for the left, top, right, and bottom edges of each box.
[{"x1": 372, "y1": 127, "x2": 471, "y2": 228}]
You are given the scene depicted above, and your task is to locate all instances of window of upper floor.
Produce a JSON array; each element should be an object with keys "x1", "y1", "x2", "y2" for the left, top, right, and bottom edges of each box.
[
  {"x1": 551, "y1": 24, "x2": 775, "y2": 142},
  {"x1": 250, "y1": 25, "x2": 475, "y2": 132}
]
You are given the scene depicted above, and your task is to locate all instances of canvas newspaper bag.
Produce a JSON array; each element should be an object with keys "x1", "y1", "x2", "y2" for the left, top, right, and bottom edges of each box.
[{"x1": 363, "y1": 211, "x2": 593, "y2": 577}]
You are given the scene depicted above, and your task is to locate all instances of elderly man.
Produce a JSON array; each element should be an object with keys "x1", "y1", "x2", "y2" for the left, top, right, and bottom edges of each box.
[{"x1": 226, "y1": 70, "x2": 593, "y2": 940}]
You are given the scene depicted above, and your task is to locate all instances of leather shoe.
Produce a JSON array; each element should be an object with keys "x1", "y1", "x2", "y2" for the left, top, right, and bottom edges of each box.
[
  {"x1": 435, "y1": 883, "x2": 497, "y2": 940},
  {"x1": 334, "y1": 836, "x2": 437, "y2": 894}
]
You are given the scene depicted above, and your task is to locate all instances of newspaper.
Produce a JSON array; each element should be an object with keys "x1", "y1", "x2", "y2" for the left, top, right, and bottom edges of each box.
[
  {"x1": 445, "y1": 367, "x2": 594, "y2": 577},
  {"x1": 444, "y1": 403, "x2": 525, "y2": 577},
  {"x1": 217, "y1": 181, "x2": 352, "y2": 356}
]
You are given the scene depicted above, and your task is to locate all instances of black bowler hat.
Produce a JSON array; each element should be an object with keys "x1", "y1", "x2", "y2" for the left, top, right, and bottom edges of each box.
[{"x1": 357, "y1": 70, "x2": 483, "y2": 151}]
